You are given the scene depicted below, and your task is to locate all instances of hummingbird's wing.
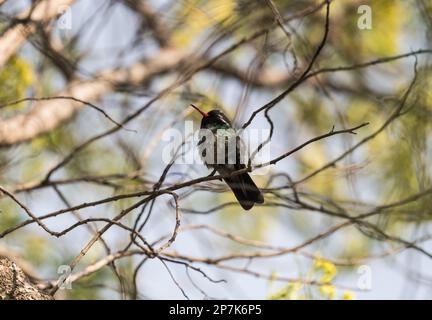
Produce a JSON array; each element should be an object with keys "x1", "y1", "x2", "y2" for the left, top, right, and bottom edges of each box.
[
  {"x1": 224, "y1": 133, "x2": 264, "y2": 210},
  {"x1": 224, "y1": 172, "x2": 264, "y2": 210}
]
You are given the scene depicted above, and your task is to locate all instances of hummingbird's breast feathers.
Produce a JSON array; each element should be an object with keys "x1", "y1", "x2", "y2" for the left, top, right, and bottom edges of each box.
[{"x1": 198, "y1": 108, "x2": 248, "y2": 169}]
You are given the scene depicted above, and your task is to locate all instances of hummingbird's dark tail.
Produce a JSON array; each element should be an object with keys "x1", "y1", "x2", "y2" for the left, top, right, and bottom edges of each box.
[{"x1": 224, "y1": 173, "x2": 264, "y2": 210}]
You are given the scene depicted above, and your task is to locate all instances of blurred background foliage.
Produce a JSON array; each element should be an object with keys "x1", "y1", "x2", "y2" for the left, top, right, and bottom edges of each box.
[{"x1": 0, "y1": 0, "x2": 431, "y2": 299}]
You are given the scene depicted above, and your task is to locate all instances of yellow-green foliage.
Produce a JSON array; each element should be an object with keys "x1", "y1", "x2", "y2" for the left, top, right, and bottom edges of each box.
[
  {"x1": 332, "y1": 0, "x2": 405, "y2": 58},
  {"x1": 173, "y1": 0, "x2": 237, "y2": 47},
  {"x1": 268, "y1": 281, "x2": 303, "y2": 300},
  {"x1": 268, "y1": 257, "x2": 355, "y2": 300},
  {"x1": 339, "y1": 229, "x2": 370, "y2": 260},
  {"x1": 23, "y1": 235, "x2": 49, "y2": 266},
  {"x1": 0, "y1": 200, "x2": 22, "y2": 230},
  {"x1": 66, "y1": 268, "x2": 111, "y2": 300},
  {"x1": 31, "y1": 126, "x2": 75, "y2": 153}
]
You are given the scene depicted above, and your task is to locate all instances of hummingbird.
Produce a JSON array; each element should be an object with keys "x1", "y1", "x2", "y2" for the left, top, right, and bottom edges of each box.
[{"x1": 191, "y1": 104, "x2": 264, "y2": 210}]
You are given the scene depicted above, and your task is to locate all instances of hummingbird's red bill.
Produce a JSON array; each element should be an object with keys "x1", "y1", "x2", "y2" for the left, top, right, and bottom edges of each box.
[{"x1": 190, "y1": 104, "x2": 208, "y2": 118}]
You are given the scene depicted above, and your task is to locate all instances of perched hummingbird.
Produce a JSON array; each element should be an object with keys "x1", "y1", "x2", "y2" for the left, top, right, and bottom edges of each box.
[{"x1": 191, "y1": 104, "x2": 264, "y2": 210}]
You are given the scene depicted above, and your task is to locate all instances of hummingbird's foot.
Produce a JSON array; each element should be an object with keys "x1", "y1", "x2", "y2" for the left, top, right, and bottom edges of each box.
[{"x1": 208, "y1": 169, "x2": 222, "y2": 181}]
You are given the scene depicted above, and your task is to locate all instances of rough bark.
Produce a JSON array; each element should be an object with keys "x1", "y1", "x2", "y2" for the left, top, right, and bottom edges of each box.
[{"x1": 0, "y1": 257, "x2": 53, "y2": 300}]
